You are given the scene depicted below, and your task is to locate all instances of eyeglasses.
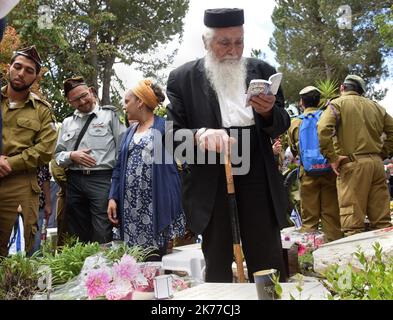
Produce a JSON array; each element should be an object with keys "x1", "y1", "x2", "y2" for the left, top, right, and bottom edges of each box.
[{"x1": 68, "y1": 91, "x2": 89, "y2": 103}]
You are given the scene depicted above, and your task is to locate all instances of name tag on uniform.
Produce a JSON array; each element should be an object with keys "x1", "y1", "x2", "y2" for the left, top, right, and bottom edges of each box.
[{"x1": 92, "y1": 122, "x2": 105, "y2": 128}]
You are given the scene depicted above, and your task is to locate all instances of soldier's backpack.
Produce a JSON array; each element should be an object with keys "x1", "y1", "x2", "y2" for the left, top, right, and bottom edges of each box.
[{"x1": 298, "y1": 109, "x2": 332, "y2": 175}]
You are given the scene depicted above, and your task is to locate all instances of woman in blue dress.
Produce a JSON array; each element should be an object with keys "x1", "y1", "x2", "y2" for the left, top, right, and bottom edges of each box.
[{"x1": 107, "y1": 79, "x2": 185, "y2": 259}]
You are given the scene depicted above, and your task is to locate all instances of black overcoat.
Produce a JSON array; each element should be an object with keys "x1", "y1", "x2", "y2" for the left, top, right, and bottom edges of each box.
[{"x1": 166, "y1": 57, "x2": 290, "y2": 234}]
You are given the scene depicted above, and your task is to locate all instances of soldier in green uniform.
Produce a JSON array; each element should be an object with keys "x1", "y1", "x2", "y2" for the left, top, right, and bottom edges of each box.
[
  {"x1": 0, "y1": 46, "x2": 57, "y2": 256},
  {"x1": 288, "y1": 86, "x2": 342, "y2": 241},
  {"x1": 318, "y1": 75, "x2": 393, "y2": 236}
]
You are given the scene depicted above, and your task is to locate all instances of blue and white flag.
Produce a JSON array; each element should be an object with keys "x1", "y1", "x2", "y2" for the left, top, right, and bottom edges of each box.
[
  {"x1": 7, "y1": 213, "x2": 25, "y2": 255},
  {"x1": 290, "y1": 208, "x2": 302, "y2": 229}
]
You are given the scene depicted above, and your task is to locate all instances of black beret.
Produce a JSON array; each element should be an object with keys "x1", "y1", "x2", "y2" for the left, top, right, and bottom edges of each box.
[
  {"x1": 63, "y1": 76, "x2": 87, "y2": 97},
  {"x1": 204, "y1": 8, "x2": 244, "y2": 28}
]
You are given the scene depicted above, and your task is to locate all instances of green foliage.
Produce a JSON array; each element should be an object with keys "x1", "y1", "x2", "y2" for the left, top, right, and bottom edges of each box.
[
  {"x1": 8, "y1": 0, "x2": 189, "y2": 120},
  {"x1": 324, "y1": 242, "x2": 393, "y2": 299},
  {"x1": 0, "y1": 253, "x2": 40, "y2": 300},
  {"x1": 154, "y1": 104, "x2": 168, "y2": 118},
  {"x1": 298, "y1": 252, "x2": 314, "y2": 274},
  {"x1": 0, "y1": 239, "x2": 158, "y2": 299},
  {"x1": 269, "y1": 0, "x2": 392, "y2": 104},
  {"x1": 374, "y1": 5, "x2": 393, "y2": 48},
  {"x1": 103, "y1": 242, "x2": 156, "y2": 263},
  {"x1": 287, "y1": 163, "x2": 299, "y2": 171},
  {"x1": 316, "y1": 78, "x2": 340, "y2": 108},
  {"x1": 271, "y1": 272, "x2": 283, "y2": 299},
  {"x1": 250, "y1": 48, "x2": 267, "y2": 60},
  {"x1": 38, "y1": 241, "x2": 102, "y2": 286},
  {"x1": 289, "y1": 274, "x2": 305, "y2": 300}
]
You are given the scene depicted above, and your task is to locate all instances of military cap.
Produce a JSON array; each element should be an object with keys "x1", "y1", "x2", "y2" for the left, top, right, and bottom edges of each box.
[
  {"x1": 12, "y1": 45, "x2": 42, "y2": 70},
  {"x1": 344, "y1": 74, "x2": 366, "y2": 93},
  {"x1": 204, "y1": 8, "x2": 244, "y2": 28},
  {"x1": 299, "y1": 86, "x2": 321, "y2": 96},
  {"x1": 63, "y1": 76, "x2": 87, "y2": 97}
]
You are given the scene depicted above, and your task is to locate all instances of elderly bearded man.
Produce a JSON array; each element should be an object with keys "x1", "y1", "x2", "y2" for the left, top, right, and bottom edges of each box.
[{"x1": 166, "y1": 8, "x2": 290, "y2": 282}]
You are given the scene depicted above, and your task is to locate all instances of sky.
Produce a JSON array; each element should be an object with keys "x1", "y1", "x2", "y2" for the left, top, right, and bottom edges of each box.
[{"x1": 114, "y1": 0, "x2": 393, "y2": 114}]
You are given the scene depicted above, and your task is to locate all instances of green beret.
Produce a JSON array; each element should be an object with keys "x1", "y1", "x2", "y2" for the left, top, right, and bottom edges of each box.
[{"x1": 344, "y1": 74, "x2": 366, "y2": 93}]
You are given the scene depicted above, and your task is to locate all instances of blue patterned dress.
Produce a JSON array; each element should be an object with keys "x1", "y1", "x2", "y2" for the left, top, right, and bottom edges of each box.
[{"x1": 122, "y1": 129, "x2": 185, "y2": 249}]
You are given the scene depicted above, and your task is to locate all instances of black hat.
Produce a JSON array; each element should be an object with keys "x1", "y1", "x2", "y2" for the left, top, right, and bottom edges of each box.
[
  {"x1": 63, "y1": 76, "x2": 87, "y2": 97},
  {"x1": 12, "y1": 45, "x2": 42, "y2": 71},
  {"x1": 204, "y1": 8, "x2": 244, "y2": 28}
]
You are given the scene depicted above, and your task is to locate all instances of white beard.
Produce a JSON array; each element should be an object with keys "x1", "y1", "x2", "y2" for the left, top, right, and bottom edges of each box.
[{"x1": 204, "y1": 51, "x2": 247, "y2": 99}]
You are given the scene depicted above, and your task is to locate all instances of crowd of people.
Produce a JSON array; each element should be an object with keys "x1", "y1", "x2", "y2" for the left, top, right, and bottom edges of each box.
[{"x1": 1, "y1": 6, "x2": 393, "y2": 284}]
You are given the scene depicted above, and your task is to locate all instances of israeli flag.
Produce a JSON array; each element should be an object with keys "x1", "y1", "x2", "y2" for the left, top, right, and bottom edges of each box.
[
  {"x1": 290, "y1": 208, "x2": 302, "y2": 229},
  {"x1": 7, "y1": 213, "x2": 25, "y2": 255}
]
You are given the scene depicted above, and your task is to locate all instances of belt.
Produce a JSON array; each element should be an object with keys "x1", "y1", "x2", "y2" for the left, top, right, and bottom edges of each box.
[
  {"x1": 340, "y1": 153, "x2": 379, "y2": 166},
  {"x1": 68, "y1": 169, "x2": 113, "y2": 176}
]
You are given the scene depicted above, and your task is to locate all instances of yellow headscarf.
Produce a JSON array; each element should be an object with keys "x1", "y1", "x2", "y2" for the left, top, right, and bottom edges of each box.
[{"x1": 131, "y1": 79, "x2": 159, "y2": 110}]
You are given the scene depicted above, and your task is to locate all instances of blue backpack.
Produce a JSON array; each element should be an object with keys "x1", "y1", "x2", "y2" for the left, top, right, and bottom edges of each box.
[{"x1": 298, "y1": 110, "x2": 332, "y2": 175}]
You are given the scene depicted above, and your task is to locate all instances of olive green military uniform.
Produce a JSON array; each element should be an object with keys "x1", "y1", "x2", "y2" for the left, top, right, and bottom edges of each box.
[
  {"x1": 318, "y1": 91, "x2": 393, "y2": 236},
  {"x1": 0, "y1": 86, "x2": 57, "y2": 256},
  {"x1": 288, "y1": 107, "x2": 342, "y2": 242}
]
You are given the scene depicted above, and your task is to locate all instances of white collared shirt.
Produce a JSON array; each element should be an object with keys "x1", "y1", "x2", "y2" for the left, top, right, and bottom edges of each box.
[
  {"x1": 215, "y1": 90, "x2": 255, "y2": 128},
  {"x1": 54, "y1": 104, "x2": 126, "y2": 170}
]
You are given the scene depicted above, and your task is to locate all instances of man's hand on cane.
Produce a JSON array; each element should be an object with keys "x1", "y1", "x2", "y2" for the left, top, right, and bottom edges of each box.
[{"x1": 195, "y1": 128, "x2": 236, "y2": 154}]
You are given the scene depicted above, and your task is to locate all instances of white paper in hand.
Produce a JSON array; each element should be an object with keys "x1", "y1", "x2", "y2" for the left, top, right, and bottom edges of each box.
[
  {"x1": 268, "y1": 73, "x2": 283, "y2": 95},
  {"x1": 246, "y1": 72, "x2": 283, "y2": 106}
]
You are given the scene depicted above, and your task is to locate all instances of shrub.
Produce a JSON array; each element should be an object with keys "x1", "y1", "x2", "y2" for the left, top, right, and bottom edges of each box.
[
  {"x1": 0, "y1": 253, "x2": 40, "y2": 300},
  {"x1": 323, "y1": 243, "x2": 393, "y2": 300}
]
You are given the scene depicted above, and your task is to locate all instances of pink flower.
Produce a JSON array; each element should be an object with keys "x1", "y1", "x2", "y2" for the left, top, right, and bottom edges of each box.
[
  {"x1": 313, "y1": 235, "x2": 325, "y2": 248},
  {"x1": 136, "y1": 265, "x2": 159, "y2": 292},
  {"x1": 297, "y1": 243, "x2": 307, "y2": 256},
  {"x1": 105, "y1": 289, "x2": 133, "y2": 300},
  {"x1": 142, "y1": 265, "x2": 159, "y2": 280},
  {"x1": 85, "y1": 269, "x2": 112, "y2": 299},
  {"x1": 135, "y1": 285, "x2": 152, "y2": 292},
  {"x1": 85, "y1": 254, "x2": 162, "y2": 299},
  {"x1": 172, "y1": 278, "x2": 189, "y2": 291},
  {"x1": 113, "y1": 255, "x2": 139, "y2": 282}
]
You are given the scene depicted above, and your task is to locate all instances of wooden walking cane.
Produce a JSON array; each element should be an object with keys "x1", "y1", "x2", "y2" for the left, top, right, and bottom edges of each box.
[{"x1": 224, "y1": 149, "x2": 246, "y2": 283}]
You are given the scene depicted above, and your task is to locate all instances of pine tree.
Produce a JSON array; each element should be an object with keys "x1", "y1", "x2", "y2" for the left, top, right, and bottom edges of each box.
[
  {"x1": 8, "y1": 0, "x2": 189, "y2": 120},
  {"x1": 269, "y1": 0, "x2": 392, "y2": 103}
]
